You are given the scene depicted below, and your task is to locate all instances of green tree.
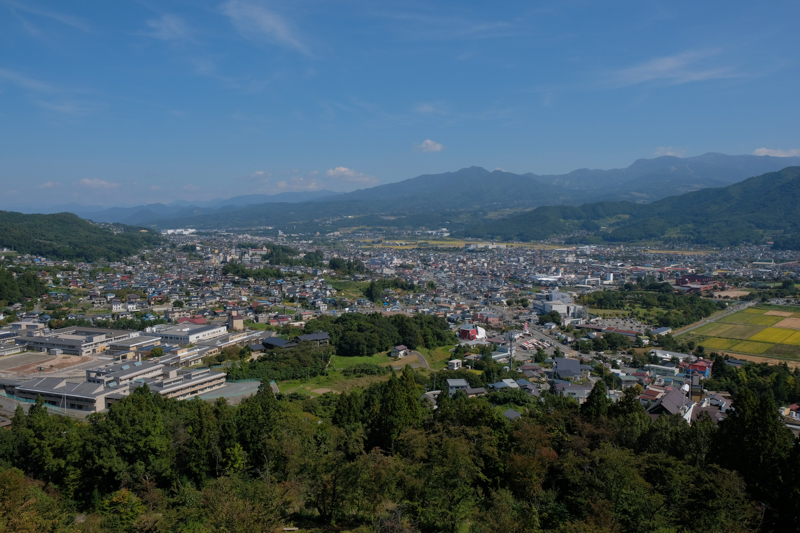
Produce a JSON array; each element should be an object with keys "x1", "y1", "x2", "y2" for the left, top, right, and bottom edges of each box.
[
  {"x1": 581, "y1": 381, "x2": 611, "y2": 420},
  {"x1": 87, "y1": 385, "x2": 171, "y2": 493}
]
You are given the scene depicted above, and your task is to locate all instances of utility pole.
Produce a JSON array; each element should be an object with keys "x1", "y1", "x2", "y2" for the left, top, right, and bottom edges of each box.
[{"x1": 507, "y1": 331, "x2": 516, "y2": 373}]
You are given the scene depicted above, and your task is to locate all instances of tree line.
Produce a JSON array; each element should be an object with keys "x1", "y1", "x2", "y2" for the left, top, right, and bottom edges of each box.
[
  {"x1": 304, "y1": 312, "x2": 457, "y2": 357},
  {"x1": 0, "y1": 267, "x2": 48, "y2": 305},
  {"x1": 0, "y1": 361, "x2": 797, "y2": 532}
]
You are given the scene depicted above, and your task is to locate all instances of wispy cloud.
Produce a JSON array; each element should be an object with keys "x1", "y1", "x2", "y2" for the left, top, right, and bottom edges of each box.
[
  {"x1": 325, "y1": 167, "x2": 379, "y2": 185},
  {"x1": 654, "y1": 146, "x2": 685, "y2": 157},
  {"x1": 150, "y1": 185, "x2": 162, "y2": 191},
  {"x1": 376, "y1": 10, "x2": 524, "y2": 41},
  {"x1": 753, "y1": 148, "x2": 800, "y2": 157},
  {"x1": 414, "y1": 139, "x2": 444, "y2": 153},
  {"x1": 191, "y1": 57, "x2": 278, "y2": 92},
  {"x1": 1, "y1": 0, "x2": 90, "y2": 32},
  {"x1": 221, "y1": 0, "x2": 308, "y2": 55},
  {"x1": 38, "y1": 181, "x2": 60, "y2": 189},
  {"x1": 144, "y1": 14, "x2": 192, "y2": 42},
  {"x1": 79, "y1": 178, "x2": 119, "y2": 190},
  {"x1": 0, "y1": 68, "x2": 54, "y2": 92},
  {"x1": 0, "y1": 68, "x2": 101, "y2": 116},
  {"x1": 33, "y1": 99, "x2": 102, "y2": 116},
  {"x1": 609, "y1": 50, "x2": 740, "y2": 87}
]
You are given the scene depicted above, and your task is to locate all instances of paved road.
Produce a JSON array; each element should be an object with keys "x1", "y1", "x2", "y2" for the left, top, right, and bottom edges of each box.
[{"x1": 414, "y1": 350, "x2": 430, "y2": 369}]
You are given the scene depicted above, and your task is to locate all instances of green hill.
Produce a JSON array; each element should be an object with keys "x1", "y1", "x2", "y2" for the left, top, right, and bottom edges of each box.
[
  {"x1": 0, "y1": 211, "x2": 165, "y2": 262},
  {"x1": 461, "y1": 166, "x2": 800, "y2": 248}
]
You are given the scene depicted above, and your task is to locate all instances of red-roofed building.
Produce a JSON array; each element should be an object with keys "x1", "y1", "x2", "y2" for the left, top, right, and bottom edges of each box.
[{"x1": 683, "y1": 358, "x2": 711, "y2": 378}]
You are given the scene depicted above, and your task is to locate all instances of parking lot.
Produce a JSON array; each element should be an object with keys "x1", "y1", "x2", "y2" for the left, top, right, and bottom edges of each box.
[{"x1": 591, "y1": 317, "x2": 650, "y2": 333}]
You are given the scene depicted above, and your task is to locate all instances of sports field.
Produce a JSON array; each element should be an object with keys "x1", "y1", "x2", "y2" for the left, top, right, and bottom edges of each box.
[{"x1": 682, "y1": 306, "x2": 800, "y2": 360}]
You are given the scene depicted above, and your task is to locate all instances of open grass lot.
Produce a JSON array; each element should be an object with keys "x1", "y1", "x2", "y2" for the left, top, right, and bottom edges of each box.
[
  {"x1": 421, "y1": 346, "x2": 455, "y2": 369},
  {"x1": 328, "y1": 280, "x2": 369, "y2": 300},
  {"x1": 277, "y1": 371, "x2": 391, "y2": 396},
  {"x1": 331, "y1": 352, "x2": 395, "y2": 369}
]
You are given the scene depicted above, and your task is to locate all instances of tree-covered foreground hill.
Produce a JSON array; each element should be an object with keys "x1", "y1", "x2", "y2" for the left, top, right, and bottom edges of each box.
[
  {"x1": 0, "y1": 211, "x2": 164, "y2": 262},
  {"x1": 0, "y1": 359, "x2": 798, "y2": 532}
]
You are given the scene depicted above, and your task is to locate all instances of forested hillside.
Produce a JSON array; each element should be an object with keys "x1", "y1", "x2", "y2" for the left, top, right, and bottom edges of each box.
[
  {"x1": 463, "y1": 166, "x2": 800, "y2": 247},
  {"x1": 0, "y1": 211, "x2": 164, "y2": 262},
  {"x1": 0, "y1": 359, "x2": 797, "y2": 532}
]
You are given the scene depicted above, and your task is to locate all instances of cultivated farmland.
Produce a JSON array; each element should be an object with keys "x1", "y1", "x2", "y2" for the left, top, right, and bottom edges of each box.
[{"x1": 679, "y1": 305, "x2": 800, "y2": 360}]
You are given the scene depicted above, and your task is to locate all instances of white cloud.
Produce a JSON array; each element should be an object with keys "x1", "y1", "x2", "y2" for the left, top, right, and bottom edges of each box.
[
  {"x1": 325, "y1": 167, "x2": 379, "y2": 184},
  {"x1": 414, "y1": 139, "x2": 444, "y2": 153},
  {"x1": 145, "y1": 14, "x2": 191, "y2": 42},
  {"x1": 654, "y1": 146, "x2": 685, "y2": 157},
  {"x1": 150, "y1": 185, "x2": 162, "y2": 191},
  {"x1": 38, "y1": 181, "x2": 59, "y2": 189},
  {"x1": 753, "y1": 148, "x2": 800, "y2": 157},
  {"x1": 610, "y1": 50, "x2": 738, "y2": 87},
  {"x1": 276, "y1": 176, "x2": 321, "y2": 191},
  {"x1": 79, "y1": 178, "x2": 119, "y2": 190},
  {"x1": 183, "y1": 184, "x2": 198, "y2": 191},
  {"x1": 221, "y1": 0, "x2": 308, "y2": 54},
  {"x1": 247, "y1": 170, "x2": 273, "y2": 181}
]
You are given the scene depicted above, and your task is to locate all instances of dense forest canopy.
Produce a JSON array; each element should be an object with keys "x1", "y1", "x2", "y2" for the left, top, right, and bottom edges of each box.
[
  {"x1": 0, "y1": 211, "x2": 164, "y2": 262},
  {"x1": 0, "y1": 356, "x2": 798, "y2": 532},
  {"x1": 0, "y1": 267, "x2": 48, "y2": 304}
]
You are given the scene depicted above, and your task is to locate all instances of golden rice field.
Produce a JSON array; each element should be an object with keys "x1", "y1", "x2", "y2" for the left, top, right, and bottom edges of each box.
[{"x1": 683, "y1": 306, "x2": 800, "y2": 360}]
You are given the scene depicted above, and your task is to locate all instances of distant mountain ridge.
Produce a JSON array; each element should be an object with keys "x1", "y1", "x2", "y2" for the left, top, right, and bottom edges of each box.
[
  {"x1": 145, "y1": 152, "x2": 800, "y2": 231},
  {"x1": 34, "y1": 190, "x2": 341, "y2": 225},
  {"x1": 19, "y1": 152, "x2": 800, "y2": 230},
  {"x1": 461, "y1": 166, "x2": 800, "y2": 248}
]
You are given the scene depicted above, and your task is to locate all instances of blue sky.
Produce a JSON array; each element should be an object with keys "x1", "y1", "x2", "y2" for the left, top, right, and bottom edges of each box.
[{"x1": 1, "y1": 0, "x2": 798, "y2": 207}]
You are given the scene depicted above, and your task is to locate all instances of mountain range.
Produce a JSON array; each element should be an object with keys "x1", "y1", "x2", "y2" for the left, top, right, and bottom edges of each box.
[
  {"x1": 20, "y1": 152, "x2": 800, "y2": 233},
  {"x1": 34, "y1": 190, "x2": 341, "y2": 225},
  {"x1": 461, "y1": 166, "x2": 800, "y2": 248}
]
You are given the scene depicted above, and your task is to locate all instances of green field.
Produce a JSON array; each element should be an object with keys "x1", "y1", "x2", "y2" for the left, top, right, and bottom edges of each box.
[
  {"x1": 684, "y1": 306, "x2": 800, "y2": 360},
  {"x1": 700, "y1": 337, "x2": 739, "y2": 350},
  {"x1": 330, "y1": 352, "x2": 395, "y2": 369},
  {"x1": 729, "y1": 341, "x2": 772, "y2": 354},
  {"x1": 719, "y1": 324, "x2": 766, "y2": 340},
  {"x1": 692, "y1": 322, "x2": 735, "y2": 337}
]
